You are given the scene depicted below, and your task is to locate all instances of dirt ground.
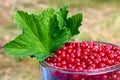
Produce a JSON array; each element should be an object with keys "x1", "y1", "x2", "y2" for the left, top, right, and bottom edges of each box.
[
  {"x1": 0, "y1": 1, "x2": 120, "y2": 80},
  {"x1": 0, "y1": 52, "x2": 40, "y2": 80}
]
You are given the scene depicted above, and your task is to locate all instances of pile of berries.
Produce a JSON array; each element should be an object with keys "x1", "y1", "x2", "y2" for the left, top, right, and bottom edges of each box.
[
  {"x1": 43, "y1": 41, "x2": 120, "y2": 80},
  {"x1": 45, "y1": 41, "x2": 120, "y2": 71}
]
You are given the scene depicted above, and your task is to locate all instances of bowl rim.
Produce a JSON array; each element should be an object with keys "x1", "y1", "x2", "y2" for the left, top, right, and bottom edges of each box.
[{"x1": 41, "y1": 41, "x2": 120, "y2": 75}]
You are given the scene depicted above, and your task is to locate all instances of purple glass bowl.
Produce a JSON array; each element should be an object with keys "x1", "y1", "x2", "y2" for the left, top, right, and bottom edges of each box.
[{"x1": 40, "y1": 42, "x2": 120, "y2": 80}]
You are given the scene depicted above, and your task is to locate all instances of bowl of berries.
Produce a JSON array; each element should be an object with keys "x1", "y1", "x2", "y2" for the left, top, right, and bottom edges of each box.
[
  {"x1": 41, "y1": 41, "x2": 120, "y2": 80},
  {"x1": 3, "y1": 5, "x2": 120, "y2": 80}
]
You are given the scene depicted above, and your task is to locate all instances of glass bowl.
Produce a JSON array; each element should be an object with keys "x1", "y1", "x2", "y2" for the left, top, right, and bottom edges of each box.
[{"x1": 40, "y1": 41, "x2": 120, "y2": 80}]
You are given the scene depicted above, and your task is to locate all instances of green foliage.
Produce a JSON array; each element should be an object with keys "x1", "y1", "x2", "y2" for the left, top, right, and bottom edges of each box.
[
  {"x1": 3, "y1": 5, "x2": 82, "y2": 61},
  {"x1": 67, "y1": 13, "x2": 82, "y2": 36}
]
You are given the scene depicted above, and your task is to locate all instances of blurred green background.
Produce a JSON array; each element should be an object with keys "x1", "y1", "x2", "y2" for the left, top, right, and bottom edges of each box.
[{"x1": 0, "y1": 0, "x2": 120, "y2": 80}]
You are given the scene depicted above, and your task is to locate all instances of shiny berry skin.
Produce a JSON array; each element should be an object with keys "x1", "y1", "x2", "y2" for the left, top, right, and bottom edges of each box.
[
  {"x1": 45, "y1": 41, "x2": 120, "y2": 71},
  {"x1": 44, "y1": 41, "x2": 120, "y2": 80}
]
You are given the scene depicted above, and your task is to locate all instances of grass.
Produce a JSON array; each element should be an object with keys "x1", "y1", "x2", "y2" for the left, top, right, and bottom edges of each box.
[
  {"x1": 100, "y1": 11, "x2": 120, "y2": 39},
  {"x1": 82, "y1": 10, "x2": 120, "y2": 44},
  {"x1": 48, "y1": 0, "x2": 120, "y2": 8}
]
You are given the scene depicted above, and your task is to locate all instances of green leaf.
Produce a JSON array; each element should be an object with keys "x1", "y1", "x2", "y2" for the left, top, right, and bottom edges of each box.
[
  {"x1": 56, "y1": 5, "x2": 68, "y2": 29},
  {"x1": 3, "y1": 9, "x2": 71, "y2": 61},
  {"x1": 67, "y1": 13, "x2": 83, "y2": 36},
  {"x1": 3, "y1": 5, "x2": 83, "y2": 62}
]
